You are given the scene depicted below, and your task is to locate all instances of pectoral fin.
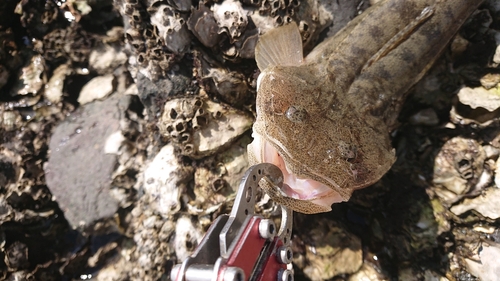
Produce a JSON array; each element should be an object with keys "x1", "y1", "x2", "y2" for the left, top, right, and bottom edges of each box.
[{"x1": 255, "y1": 22, "x2": 304, "y2": 71}]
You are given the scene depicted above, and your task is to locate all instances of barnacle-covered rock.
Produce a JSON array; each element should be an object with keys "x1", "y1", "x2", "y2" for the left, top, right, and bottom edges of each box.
[
  {"x1": 168, "y1": 0, "x2": 192, "y2": 12},
  {"x1": 158, "y1": 96, "x2": 253, "y2": 158},
  {"x1": 187, "y1": 0, "x2": 332, "y2": 60},
  {"x1": 432, "y1": 137, "x2": 486, "y2": 204},
  {"x1": 16, "y1": 0, "x2": 60, "y2": 38},
  {"x1": 142, "y1": 144, "x2": 193, "y2": 216},
  {"x1": 294, "y1": 216, "x2": 362, "y2": 280},
  {"x1": 149, "y1": 5, "x2": 191, "y2": 54},
  {"x1": 213, "y1": 0, "x2": 248, "y2": 40},
  {"x1": 291, "y1": 0, "x2": 333, "y2": 50},
  {"x1": 43, "y1": 24, "x2": 94, "y2": 64},
  {"x1": 254, "y1": 0, "x2": 333, "y2": 51},
  {"x1": 192, "y1": 4, "x2": 257, "y2": 58},
  {"x1": 118, "y1": 0, "x2": 183, "y2": 80},
  {"x1": 172, "y1": 216, "x2": 203, "y2": 261},
  {"x1": 129, "y1": 206, "x2": 176, "y2": 281},
  {"x1": 196, "y1": 52, "x2": 251, "y2": 106},
  {"x1": 187, "y1": 4, "x2": 222, "y2": 48},
  {"x1": 191, "y1": 136, "x2": 250, "y2": 213}
]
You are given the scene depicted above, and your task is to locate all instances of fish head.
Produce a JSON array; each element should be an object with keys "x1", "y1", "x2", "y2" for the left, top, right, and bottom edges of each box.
[{"x1": 248, "y1": 23, "x2": 395, "y2": 214}]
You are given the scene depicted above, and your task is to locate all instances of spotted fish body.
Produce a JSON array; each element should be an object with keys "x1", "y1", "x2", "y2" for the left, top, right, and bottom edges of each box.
[{"x1": 249, "y1": 0, "x2": 483, "y2": 214}]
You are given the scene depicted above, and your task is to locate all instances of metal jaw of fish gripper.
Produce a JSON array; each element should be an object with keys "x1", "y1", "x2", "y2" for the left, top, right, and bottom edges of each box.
[{"x1": 171, "y1": 163, "x2": 294, "y2": 281}]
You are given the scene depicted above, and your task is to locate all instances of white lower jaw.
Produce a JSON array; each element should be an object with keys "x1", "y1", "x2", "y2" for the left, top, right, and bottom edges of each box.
[{"x1": 250, "y1": 132, "x2": 344, "y2": 207}]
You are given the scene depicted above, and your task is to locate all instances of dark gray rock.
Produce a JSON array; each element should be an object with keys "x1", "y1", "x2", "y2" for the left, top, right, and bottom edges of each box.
[{"x1": 44, "y1": 94, "x2": 132, "y2": 227}]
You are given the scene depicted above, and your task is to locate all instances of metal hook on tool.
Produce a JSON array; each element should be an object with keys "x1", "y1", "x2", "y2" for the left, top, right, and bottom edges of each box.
[{"x1": 171, "y1": 163, "x2": 294, "y2": 281}]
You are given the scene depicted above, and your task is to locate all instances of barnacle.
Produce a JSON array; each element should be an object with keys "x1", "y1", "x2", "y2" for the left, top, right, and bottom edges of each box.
[
  {"x1": 187, "y1": 3, "x2": 221, "y2": 48},
  {"x1": 17, "y1": 0, "x2": 59, "y2": 38},
  {"x1": 433, "y1": 137, "x2": 486, "y2": 204},
  {"x1": 43, "y1": 24, "x2": 94, "y2": 63},
  {"x1": 191, "y1": 136, "x2": 251, "y2": 211},
  {"x1": 119, "y1": 0, "x2": 191, "y2": 80},
  {"x1": 149, "y1": 5, "x2": 191, "y2": 54},
  {"x1": 158, "y1": 96, "x2": 253, "y2": 158},
  {"x1": 213, "y1": 0, "x2": 248, "y2": 40}
]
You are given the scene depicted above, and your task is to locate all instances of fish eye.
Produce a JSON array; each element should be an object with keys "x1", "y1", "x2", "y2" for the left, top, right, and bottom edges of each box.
[{"x1": 285, "y1": 105, "x2": 308, "y2": 123}]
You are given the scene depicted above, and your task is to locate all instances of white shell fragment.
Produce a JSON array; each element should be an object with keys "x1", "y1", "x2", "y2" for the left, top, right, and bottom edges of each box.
[
  {"x1": 493, "y1": 44, "x2": 500, "y2": 64},
  {"x1": 450, "y1": 188, "x2": 500, "y2": 219},
  {"x1": 104, "y1": 131, "x2": 126, "y2": 155},
  {"x1": 457, "y1": 86, "x2": 500, "y2": 112},
  {"x1": 78, "y1": 74, "x2": 116, "y2": 105},
  {"x1": 16, "y1": 54, "x2": 46, "y2": 96},
  {"x1": 451, "y1": 85, "x2": 500, "y2": 127},
  {"x1": 465, "y1": 242, "x2": 500, "y2": 281},
  {"x1": 89, "y1": 43, "x2": 128, "y2": 74},
  {"x1": 143, "y1": 144, "x2": 191, "y2": 216},
  {"x1": 44, "y1": 63, "x2": 70, "y2": 103}
]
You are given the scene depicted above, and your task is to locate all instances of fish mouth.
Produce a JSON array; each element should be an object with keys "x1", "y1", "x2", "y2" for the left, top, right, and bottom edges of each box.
[{"x1": 249, "y1": 132, "x2": 344, "y2": 208}]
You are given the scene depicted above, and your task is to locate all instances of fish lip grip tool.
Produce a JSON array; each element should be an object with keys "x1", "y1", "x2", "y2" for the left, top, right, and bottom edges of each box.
[{"x1": 171, "y1": 163, "x2": 294, "y2": 281}]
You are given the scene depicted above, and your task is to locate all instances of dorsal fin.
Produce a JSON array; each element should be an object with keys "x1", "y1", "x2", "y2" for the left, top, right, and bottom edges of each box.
[{"x1": 255, "y1": 22, "x2": 303, "y2": 71}]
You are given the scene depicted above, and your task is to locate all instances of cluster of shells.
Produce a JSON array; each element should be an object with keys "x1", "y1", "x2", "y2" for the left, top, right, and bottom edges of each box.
[{"x1": 117, "y1": 0, "x2": 331, "y2": 80}]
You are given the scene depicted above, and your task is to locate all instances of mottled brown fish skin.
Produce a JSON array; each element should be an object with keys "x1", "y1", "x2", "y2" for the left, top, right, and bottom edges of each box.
[
  {"x1": 307, "y1": 0, "x2": 484, "y2": 128},
  {"x1": 252, "y1": 0, "x2": 483, "y2": 213}
]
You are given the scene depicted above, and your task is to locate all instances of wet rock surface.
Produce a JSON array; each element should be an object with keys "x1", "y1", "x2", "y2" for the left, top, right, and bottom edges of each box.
[
  {"x1": 1, "y1": 0, "x2": 500, "y2": 280},
  {"x1": 44, "y1": 94, "x2": 132, "y2": 227}
]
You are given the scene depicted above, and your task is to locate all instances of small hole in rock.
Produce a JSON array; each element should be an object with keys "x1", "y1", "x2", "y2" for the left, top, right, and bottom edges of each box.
[
  {"x1": 175, "y1": 122, "x2": 184, "y2": 132},
  {"x1": 170, "y1": 108, "x2": 178, "y2": 119},
  {"x1": 196, "y1": 116, "x2": 207, "y2": 126}
]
